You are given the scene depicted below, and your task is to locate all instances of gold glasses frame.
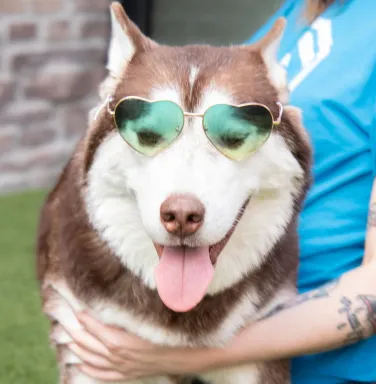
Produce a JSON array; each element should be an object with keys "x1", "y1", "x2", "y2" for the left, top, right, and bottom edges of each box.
[{"x1": 106, "y1": 95, "x2": 284, "y2": 161}]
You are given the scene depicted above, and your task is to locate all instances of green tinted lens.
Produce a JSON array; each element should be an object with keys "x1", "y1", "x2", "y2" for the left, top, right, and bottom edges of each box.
[
  {"x1": 114, "y1": 98, "x2": 184, "y2": 156},
  {"x1": 203, "y1": 104, "x2": 273, "y2": 160}
]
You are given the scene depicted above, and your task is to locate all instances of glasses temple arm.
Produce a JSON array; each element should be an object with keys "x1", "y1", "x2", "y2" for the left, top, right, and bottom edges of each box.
[
  {"x1": 94, "y1": 94, "x2": 115, "y2": 120},
  {"x1": 107, "y1": 96, "x2": 115, "y2": 115},
  {"x1": 274, "y1": 102, "x2": 283, "y2": 125}
]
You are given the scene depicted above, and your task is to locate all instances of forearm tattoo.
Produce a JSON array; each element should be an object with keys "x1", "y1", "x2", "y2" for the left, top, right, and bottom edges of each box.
[
  {"x1": 260, "y1": 279, "x2": 376, "y2": 345},
  {"x1": 337, "y1": 295, "x2": 376, "y2": 344},
  {"x1": 368, "y1": 202, "x2": 376, "y2": 229},
  {"x1": 261, "y1": 278, "x2": 340, "y2": 319}
]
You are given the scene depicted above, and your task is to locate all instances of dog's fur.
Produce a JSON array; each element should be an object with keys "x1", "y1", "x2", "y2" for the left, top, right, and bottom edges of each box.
[{"x1": 36, "y1": 3, "x2": 312, "y2": 383}]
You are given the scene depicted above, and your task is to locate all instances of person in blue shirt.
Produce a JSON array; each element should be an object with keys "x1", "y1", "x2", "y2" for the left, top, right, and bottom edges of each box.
[{"x1": 65, "y1": 1, "x2": 376, "y2": 383}]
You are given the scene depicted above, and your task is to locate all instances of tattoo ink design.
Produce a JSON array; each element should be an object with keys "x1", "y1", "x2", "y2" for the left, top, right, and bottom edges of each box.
[
  {"x1": 338, "y1": 297, "x2": 365, "y2": 343},
  {"x1": 358, "y1": 295, "x2": 376, "y2": 333},
  {"x1": 259, "y1": 277, "x2": 376, "y2": 347},
  {"x1": 368, "y1": 202, "x2": 376, "y2": 228},
  {"x1": 260, "y1": 278, "x2": 341, "y2": 320},
  {"x1": 337, "y1": 295, "x2": 376, "y2": 345}
]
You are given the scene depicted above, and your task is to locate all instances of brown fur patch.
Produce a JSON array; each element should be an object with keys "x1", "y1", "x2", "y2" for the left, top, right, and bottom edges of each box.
[{"x1": 259, "y1": 360, "x2": 291, "y2": 384}]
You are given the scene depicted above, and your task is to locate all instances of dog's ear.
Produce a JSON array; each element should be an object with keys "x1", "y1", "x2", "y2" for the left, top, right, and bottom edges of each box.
[
  {"x1": 253, "y1": 18, "x2": 288, "y2": 102},
  {"x1": 254, "y1": 17, "x2": 286, "y2": 66},
  {"x1": 107, "y1": 2, "x2": 157, "y2": 77}
]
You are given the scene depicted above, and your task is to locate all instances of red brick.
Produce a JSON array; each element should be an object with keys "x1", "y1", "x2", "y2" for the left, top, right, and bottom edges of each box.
[
  {"x1": 24, "y1": 63, "x2": 105, "y2": 101},
  {"x1": 9, "y1": 22, "x2": 37, "y2": 40},
  {"x1": 31, "y1": 0, "x2": 61, "y2": 13},
  {"x1": 80, "y1": 19, "x2": 110, "y2": 38},
  {"x1": 12, "y1": 51, "x2": 49, "y2": 72},
  {"x1": 0, "y1": 78, "x2": 16, "y2": 106},
  {"x1": 62, "y1": 104, "x2": 90, "y2": 137},
  {"x1": 0, "y1": 147, "x2": 69, "y2": 173},
  {"x1": 0, "y1": 0, "x2": 25, "y2": 13},
  {"x1": 29, "y1": 147, "x2": 70, "y2": 168},
  {"x1": 47, "y1": 20, "x2": 70, "y2": 41},
  {"x1": 0, "y1": 126, "x2": 20, "y2": 155},
  {"x1": 0, "y1": 160, "x2": 28, "y2": 173},
  {"x1": 20, "y1": 127, "x2": 56, "y2": 147},
  {"x1": 12, "y1": 48, "x2": 106, "y2": 71},
  {"x1": 1, "y1": 101, "x2": 51, "y2": 124}
]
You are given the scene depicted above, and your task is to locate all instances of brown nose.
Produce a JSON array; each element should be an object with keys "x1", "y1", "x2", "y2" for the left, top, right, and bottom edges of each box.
[{"x1": 160, "y1": 194, "x2": 205, "y2": 237}]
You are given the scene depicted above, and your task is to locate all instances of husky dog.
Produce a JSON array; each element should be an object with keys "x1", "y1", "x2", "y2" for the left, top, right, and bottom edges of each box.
[{"x1": 37, "y1": 3, "x2": 311, "y2": 383}]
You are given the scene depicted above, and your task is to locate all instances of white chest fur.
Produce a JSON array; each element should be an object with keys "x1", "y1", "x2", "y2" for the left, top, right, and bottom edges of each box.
[
  {"x1": 44, "y1": 280, "x2": 294, "y2": 382},
  {"x1": 46, "y1": 278, "x2": 294, "y2": 347}
]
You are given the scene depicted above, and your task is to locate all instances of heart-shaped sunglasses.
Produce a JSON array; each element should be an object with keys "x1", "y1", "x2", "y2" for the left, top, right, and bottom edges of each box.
[{"x1": 102, "y1": 95, "x2": 283, "y2": 161}]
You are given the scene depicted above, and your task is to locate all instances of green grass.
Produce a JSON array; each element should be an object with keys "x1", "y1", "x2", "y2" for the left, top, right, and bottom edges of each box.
[{"x1": 0, "y1": 190, "x2": 57, "y2": 383}]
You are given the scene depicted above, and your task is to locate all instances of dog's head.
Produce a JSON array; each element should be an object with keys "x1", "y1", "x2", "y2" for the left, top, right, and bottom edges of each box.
[{"x1": 83, "y1": 3, "x2": 311, "y2": 312}]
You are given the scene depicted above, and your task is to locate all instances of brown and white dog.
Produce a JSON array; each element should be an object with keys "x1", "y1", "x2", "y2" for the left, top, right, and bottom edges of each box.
[{"x1": 36, "y1": 3, "x2": 312, "y2": 383}]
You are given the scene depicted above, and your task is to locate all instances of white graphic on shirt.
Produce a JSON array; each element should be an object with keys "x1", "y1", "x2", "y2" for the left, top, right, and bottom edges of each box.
[
  {"x1": 280, "y1": 53, "x2": 292, "y2": 68},
  {"x1": 281, "y1": 18, "x2": 333, "y2": 92}
]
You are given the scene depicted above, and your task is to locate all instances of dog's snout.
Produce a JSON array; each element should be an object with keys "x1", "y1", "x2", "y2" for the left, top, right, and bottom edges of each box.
[{"x1": 160, "y1": 194, "x2": 205, "y2": 237}]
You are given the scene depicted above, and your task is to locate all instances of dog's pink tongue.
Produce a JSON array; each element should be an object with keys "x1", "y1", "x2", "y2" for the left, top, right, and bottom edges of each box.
[{"x1": 155, "y1": 246, "x2": 213, "y2": 312}]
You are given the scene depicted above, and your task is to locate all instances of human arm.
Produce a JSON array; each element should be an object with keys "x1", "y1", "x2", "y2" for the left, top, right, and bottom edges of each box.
[
  {"x1": 65, "y1": 180, "x2": 376, "y2": 381},
  {"x1": 221, "y1": 179, "x2": 376, "y2": 364},
  {"x1": 363, "y1": 182, "x2": 376, "y2": 265}
]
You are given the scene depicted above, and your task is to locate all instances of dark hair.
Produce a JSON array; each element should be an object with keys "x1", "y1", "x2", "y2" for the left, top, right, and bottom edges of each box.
[{"x1": 305, "y1": 0, "x2": 338, "y2": 22}]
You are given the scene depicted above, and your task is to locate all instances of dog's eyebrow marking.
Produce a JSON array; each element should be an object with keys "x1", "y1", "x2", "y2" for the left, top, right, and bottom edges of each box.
[
  {"x1": 198, "y1": 87, "x2": 234, "y2": 114},
  {"x1": 150, "y1": 87, "x2": 181, "y2": 104},
  {"x1": 189, "y1": 66, "x2": 200, "y2": 90},
  {"x1": 188, "y1": 66, "x2": 201, "y2": 102}
]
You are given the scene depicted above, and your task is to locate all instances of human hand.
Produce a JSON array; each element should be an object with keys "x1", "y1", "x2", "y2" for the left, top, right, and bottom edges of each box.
[{"x1": 65, "y1": 311, "x2": 222, "y2": 382}]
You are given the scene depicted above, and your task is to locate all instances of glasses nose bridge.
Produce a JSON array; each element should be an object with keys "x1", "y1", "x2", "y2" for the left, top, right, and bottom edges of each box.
[{"x1": 183, "y1": 112, "x2": 204, "y2": 119}]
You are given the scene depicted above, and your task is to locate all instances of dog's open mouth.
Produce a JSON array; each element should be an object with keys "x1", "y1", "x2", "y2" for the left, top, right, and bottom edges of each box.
[{"x1": 153, "y1": 198, "x2": 250, "y2": 313}]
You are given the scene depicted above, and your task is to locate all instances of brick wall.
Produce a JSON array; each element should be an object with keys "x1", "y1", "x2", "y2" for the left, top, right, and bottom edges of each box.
[{"x1": 0, "y1": 0, "x2": 110, "y2": 193}]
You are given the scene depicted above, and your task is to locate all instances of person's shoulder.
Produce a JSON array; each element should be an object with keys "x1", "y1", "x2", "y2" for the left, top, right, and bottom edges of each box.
[
  {"x1": 338, "y1": 0, "x2": 376, "y2": 32},
  {"x1": 336, "y1": 0, "x2": 376, "y2": 66}
]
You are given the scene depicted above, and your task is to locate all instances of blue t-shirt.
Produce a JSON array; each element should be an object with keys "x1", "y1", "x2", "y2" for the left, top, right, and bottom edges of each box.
[{"x1": 245, "y1": 1, "x2": 376, "y2": 383}]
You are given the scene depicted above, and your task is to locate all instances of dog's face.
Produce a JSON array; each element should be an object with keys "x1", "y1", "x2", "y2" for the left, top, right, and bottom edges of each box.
[{"x1": 84, "y1": 3, "x2": 311, "y2": 312}]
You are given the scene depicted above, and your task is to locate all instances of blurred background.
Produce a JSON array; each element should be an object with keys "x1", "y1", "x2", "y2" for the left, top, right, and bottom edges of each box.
[{"x1": 0, "y1": 0, "x2": 281, "y2": 383}]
